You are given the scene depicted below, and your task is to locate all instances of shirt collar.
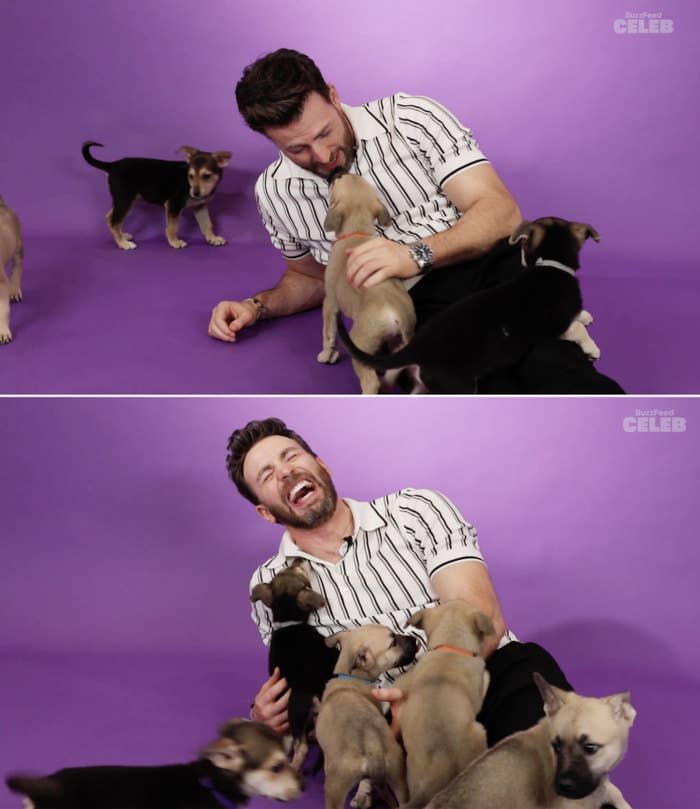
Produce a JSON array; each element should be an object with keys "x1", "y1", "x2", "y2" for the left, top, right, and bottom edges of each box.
[
  {"x1": 279, "y1": 498, "x2": 387, "y2": 561},
  {"x1": 271, "y1": 103, "x2": 388, "y2": 182}
]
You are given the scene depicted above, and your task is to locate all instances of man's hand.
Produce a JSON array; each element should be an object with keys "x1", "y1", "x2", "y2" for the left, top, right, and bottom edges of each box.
[
  {"x1": 372, "y1": 686, "x2": 405, "y2": 739},
  {"x1": 251, "y1": 668, "x2": 290, "y2": 735},
  {"x1": 208, "y1": 300, "x2": 258, "y2": 342},
  {"x1": 345, "y1": 238, "x2": 418, "y2": 289}
]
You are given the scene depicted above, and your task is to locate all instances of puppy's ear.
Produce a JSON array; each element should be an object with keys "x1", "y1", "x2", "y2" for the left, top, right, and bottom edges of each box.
[
  {"x1": 352, "y1": 645, "x2": 375, "y2": 672},
  {"x1": 374, "y1": 201, "x2": 392, "y2": 228},
  {"x1": 324, "y1": 203, "x2": 344, "y2": 235},
  {"x1": 325, "y1": 631, "x2": 346, "y2": 648},
  {"x1": 297, "y1": 589, "x2": 326, "y2": 611},
  {"x1": 605, "y1": 691, "x2": 636, "y2": 726},
  {"x1": 472, "y1": 610, "x2": 495, "y2": 641},
  {"x1": 199, "y1": 738, "x2": 245, "y2": 772},
  {"x1": 251, "y1": 583, "x2": 273, "y2": 607},
  {"x1": 407, "y1": 608, "x2": 426, "y2": 629},
  {"x1": 212, "y1": 150, "x2": 232, "y2": 168},
  {"x1": 569, "y1": 222, "x2": 601, "y2": 246},
  {"x1": 178, "y1": 145, "x2": 199, "y2": 162},
  {"x1": 533, "y1": 672, "x2": 568, "y2": 716},
  {"x1": 508, "y1": 220, "x2": 546, "y2": 252}
]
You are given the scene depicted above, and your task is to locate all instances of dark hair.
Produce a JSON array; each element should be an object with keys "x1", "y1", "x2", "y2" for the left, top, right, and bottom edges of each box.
[
  {"x1": 235, "y1": 48, "x2": 331, "y2": 133},
  {"x1": 226, "y1": 417, "x2": 315, "y2": 504}
]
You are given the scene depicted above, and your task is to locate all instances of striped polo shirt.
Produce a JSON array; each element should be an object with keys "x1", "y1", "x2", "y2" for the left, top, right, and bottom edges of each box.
[
  {"x1": 249, "y1": 488, "x2": 515, "y2": 686},
  {"x1": 254, "y1": 93, "x2": 489, "y2": 289}
]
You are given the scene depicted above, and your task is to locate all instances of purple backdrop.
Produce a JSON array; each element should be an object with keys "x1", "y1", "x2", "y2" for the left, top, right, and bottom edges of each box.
[
  {"x1": 0, "y1": 0, "x2": 698, "y2": 393},
  {"x1": 1, "y1": 396, "x2": 698, "y2": 807}
]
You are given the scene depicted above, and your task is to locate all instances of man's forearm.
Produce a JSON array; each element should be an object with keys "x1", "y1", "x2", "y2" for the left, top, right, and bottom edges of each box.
[
  {"x1": 424, "y1": 193, "x2": 522, "y2": 268},
  {"x1": 254, "y1": 267, "x2": 325, "y2": 319}
]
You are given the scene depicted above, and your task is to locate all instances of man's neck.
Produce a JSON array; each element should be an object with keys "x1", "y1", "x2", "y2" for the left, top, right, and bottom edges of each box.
[{"x1": 288, "y1": 500, "x2": 354, "y2": 563}]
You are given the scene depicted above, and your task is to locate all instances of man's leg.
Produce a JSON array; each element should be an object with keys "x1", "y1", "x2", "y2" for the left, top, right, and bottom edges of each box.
[{"x1": 477, "y1": 641, "x2": 573, "y2": 746}]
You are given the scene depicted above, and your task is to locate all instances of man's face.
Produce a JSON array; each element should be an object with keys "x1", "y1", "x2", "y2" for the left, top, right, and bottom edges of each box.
[
  {"x1": 265, "y1": 86, "x2": 356, "y2": 178},
  {"x1": 243, "y1": 435, "x2": 338, "y2": 529}
]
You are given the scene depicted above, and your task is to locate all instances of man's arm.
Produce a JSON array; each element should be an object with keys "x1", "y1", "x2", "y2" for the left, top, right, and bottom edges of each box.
[
  {"x1": 345, "y1": 163, "x2": 522, "y2": 289},
  {"x1": 431, "y1": 560, "x2": 508, "y2": 659},
  {"x1": 208, "y1": 253, "x2": 326, "y2": 342}
]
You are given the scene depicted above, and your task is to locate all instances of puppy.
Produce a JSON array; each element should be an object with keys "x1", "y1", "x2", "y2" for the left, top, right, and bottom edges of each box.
[
  {"x1": 337, "y1": 217, "x2": 601, "y2": 393},
  {"x1": 251, "y1": 558, "x2": 339, "y2": 770},
  {"x1": 316, "y1": 624, "x2": 418, "y2": 809},
  {"x1": 425, "y1": 674, "x2": 635, "y2": 809},
  {"x1": 0, "y1": 194, "x2": 24, "y2": 344},
  {"x1": 5, "y1": 718, "x2": 302, "y2": 808},
  {"x1": 394, "y1": 601, "x2": 494, "y2": 807},
  {"x1": 318, "y1": 172, "x2": 417, "y2": 395},
  {"x1": 81, "y1": 141, "x2": 231, "y2": 250}
]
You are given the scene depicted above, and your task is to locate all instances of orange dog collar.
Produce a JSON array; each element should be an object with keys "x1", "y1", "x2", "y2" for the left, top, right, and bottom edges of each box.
[{"x1": 434, "y1": 644, "x2": 479, "y2": 658}]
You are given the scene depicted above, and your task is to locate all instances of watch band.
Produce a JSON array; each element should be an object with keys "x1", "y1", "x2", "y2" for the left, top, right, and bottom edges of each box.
[{"x1": 244, "y1": 296, "x2": 266, "y2": 322}]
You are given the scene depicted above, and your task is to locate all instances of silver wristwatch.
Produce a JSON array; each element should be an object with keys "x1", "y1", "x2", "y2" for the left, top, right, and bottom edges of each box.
[{"x1": 408, "y1": 241, "x2": 434, "y2": 274}]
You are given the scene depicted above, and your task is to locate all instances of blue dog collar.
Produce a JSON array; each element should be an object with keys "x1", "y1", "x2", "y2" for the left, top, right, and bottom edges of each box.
[
  {"x1": 334, "y1": 673, "x2": 380, "y2": 686},
  {"x1": 535, "y1": 257, "x2": 576, "y2": 276}
]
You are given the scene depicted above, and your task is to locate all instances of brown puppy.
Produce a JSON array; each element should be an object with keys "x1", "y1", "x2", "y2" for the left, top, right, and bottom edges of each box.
[
  {"x1": 316, "y1": 624, "x2": 418, "y2": 809},
  {"x1": 394, "y1": 601, "x2": 494, "y2": 807},
  {"x1": 319, "y1": 173, "x2": 417, "y2": 395},
  {"x1": 0, "y1": 194, "x2": 24, "y2": 344},
  {"x1": 425, "y1": 675, "x2": 635, "y2": 809}
]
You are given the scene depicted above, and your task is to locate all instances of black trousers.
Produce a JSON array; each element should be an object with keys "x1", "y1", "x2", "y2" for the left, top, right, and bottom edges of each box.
[
  {"x1": 477, "y1": 641, "x2": 573, "y2": 746},
  {"x1": 408, "y1": 240, "x2": 625, "y2": 394}
]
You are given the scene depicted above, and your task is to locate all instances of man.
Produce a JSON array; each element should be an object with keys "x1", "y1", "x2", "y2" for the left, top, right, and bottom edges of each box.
[
  {"x1": 210, "y1": 49, "x2": 623, "y2": 393},
  {"x1": 227, "y1": 416, "x2": 572, "y2": 746}
]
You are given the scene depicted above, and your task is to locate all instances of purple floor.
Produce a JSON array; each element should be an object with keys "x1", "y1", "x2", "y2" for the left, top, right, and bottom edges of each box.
[
  {"x1": 1, "y1": 643, "x2": 693, "y2": 809},
  {"x1": 1, "y1": 175, "x2": 697, "y2": 393}
]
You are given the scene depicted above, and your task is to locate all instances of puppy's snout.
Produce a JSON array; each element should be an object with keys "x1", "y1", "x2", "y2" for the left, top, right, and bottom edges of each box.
[{"x1": 397, "y1": 634, "x2": 418, "y2": 666}]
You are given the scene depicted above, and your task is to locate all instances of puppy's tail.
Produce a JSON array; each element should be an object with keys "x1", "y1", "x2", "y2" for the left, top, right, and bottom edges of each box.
[
  {"x1": 336, "y1": 314, "x2": 415, "y2": 372},
  {"x1": 82, "y1": 141, "x2": 112, "y2": 171},
  {"x1": 6, "y1": 774, "x2": 63, "y2": 801}
]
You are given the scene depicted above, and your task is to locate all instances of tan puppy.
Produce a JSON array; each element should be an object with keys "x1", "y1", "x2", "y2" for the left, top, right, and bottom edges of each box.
[
  {"x1": 319, "y1": 173, "x2": 417, "y2": 394},
  {"x1": 393, "y1": 601, "x2": 494, "y2": 807},
  {"x1": 316, "y1": 624, "x2": 418, "y2": 809},
  {"x1": 0, "y1": 194, "x2": 24, "y2": 344},
  {"x1": 425, "y1": 674, "x2": 635, "y2": 809}
]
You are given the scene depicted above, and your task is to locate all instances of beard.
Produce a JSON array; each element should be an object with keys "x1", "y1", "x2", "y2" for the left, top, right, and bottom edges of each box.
[
  {"x1": 264, "y1": 466, "x2": 339, "y2": 530},
  {"x1": 311, "y1": 114, "x2": 356, "y2": 178}
]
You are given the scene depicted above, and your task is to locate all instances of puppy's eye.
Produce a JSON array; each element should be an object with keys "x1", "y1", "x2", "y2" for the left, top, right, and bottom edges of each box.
[
  {"x1": 270, "y1": 762, "x2": 286, "y2": 773},
  {"x1": 202, "y1": 173, "x2": 212, "y2": 180},
  {"x1": 582, "y1": 743, "x2": 600, "y2": 755},
  {"x1": 551, "y1": 738, "x2": 562, "y2": 753},
  {"x1": 390, "y1": 636, "x2": 397, "y2": 647}
]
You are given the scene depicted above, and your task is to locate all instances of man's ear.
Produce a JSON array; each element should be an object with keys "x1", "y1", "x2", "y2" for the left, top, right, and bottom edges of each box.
[
  {"x1": 315, "y1": 456, "x2": 332, "y2": 478},
  {"x1": 251, "y1": 582, "x2": 273, "y2": 607},
  {"x1": 255, "y1": 503, "x2": 277, "y2": 524},
  {"x1": 328, "y1": 84, "x2": 341, "y2": 109}
]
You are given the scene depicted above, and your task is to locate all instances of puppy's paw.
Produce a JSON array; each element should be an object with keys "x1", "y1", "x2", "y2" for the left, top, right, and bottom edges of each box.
[
  {"x1": 317, "y1": 348, "x2": 340, "y2": 364},
  {"x1": 578, "y1": 309, "x2": 594, "y2": 326},
  {"x1": 168, "y1": 239, "x2": 188, "y2": 249},
  {"x1": 0, "y1": 328, "x2": 12, "y2": 344},
  {"x1": 582, "y1": 339, "x2": 601, "y2": 361},
  {"x1": 207, "y1": 235, "x2": 227, "y2": 246},
  {"x1": 118, "y1": 239, "x2": 137, "y2": 250},
  {"x1": 9, "y1": 287, "x2": 22, "y2": 302},
  {"x1": 122, "y1": 232, "x2": 133, "y2": 240},
  {"x1": 350, "y1": 779, "x2": 373, "y2": 809}
]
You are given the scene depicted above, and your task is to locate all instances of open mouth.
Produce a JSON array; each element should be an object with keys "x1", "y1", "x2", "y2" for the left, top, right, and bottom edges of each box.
[{"x1": 287, "y1": 479, "x2": 317, "y2": 507}]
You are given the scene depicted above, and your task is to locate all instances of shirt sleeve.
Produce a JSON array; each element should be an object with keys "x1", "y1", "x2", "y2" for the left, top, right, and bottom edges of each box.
[
  {"x1": 396, "y1": 488, "x2": 486, "y2": 577},
  {"x1": 394, "y1": 93, "x2": 489, "y2": 187},
  {"x1": 249, "y1": 568, "x2": 273, "y2": 647},
  {"x1": 254, "y1": 174, "x2": 311, "y2": 260}
]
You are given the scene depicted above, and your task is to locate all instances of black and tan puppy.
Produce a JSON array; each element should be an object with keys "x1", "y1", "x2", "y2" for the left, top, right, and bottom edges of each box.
[
  {"x1": 0, "y1": 194, "x2": 24, "y2": 344},
  {"x1": 82, "y1": 141, "x2": 231, "y2": 250},
  {"x1": 251, "y1": 558, "x2": 338, "y2": 770},
  {"x1": 5, "y1": 719, "x2": 302, "y2": 808},
  {"x1": 337, "y1": 217, "x2": 601, "y2": 393}
]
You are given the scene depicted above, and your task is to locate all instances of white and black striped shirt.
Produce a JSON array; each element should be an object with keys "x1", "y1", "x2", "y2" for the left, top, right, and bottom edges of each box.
[
  {"x1": 249, "y1": 488, "x2": 515, "y2": 686},
  {"x1": 254, "y1": 93, "x2": 489, "y2": 290}
]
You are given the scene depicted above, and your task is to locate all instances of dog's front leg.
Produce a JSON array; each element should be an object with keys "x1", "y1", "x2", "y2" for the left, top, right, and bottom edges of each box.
[
  {"x1": 317, "y1": 297, "x2": 340, "y2": 364},
  {"x1": 561, "y1": 319, "x2": 601, "y2": 361},
  {"x1": 350, "y1": 778, "x2": 373, "y2": 809},
  {"x1": 9, "y1": 243, "x2": 23, "y2": 302},
  {"x1": 164, "y1": 202, "x2": 187, "y2": 249},
  {"x1": 576, "y1": 309, "x2": 594, "y2": 326},
  {"x1": 0, "y1": 273, "x2": 11, "y2": 343},
  {"x1": 193, "y1": 206, "x2": 226, "y2": 246},
  {"x1": 602, "y1": 780, "x2": 633, "y2": 809}
]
